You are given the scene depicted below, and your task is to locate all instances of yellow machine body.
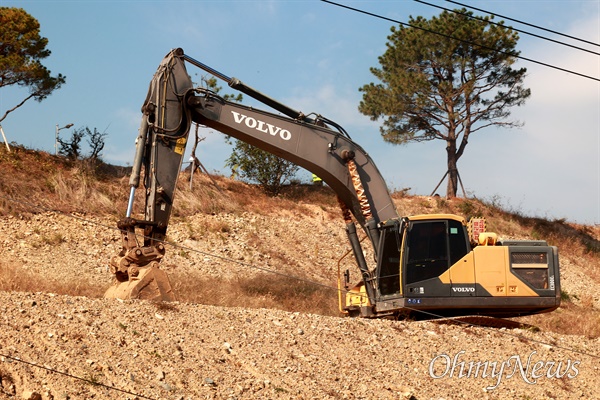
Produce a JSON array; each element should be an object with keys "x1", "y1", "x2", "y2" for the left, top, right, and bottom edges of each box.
[{"x1": 341, "y1": 214, "x2": 560, "y2": 319}]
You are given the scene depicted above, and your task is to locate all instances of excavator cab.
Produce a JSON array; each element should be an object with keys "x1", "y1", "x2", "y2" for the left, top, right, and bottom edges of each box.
[
  {"x1": 375, "y1": 216, "x2": 469, "y2": 296},
  {"x1": 402, "y1": 216, "x2": 471, "y2": 298},
  {"x1": 343, "y1": 215, "x2": 561, "y2": 319}
]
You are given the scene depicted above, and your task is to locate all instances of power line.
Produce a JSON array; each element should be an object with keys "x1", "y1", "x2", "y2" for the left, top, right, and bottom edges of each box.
[
  {"x1": 415, "y1": 0, "x2": 600, "y2": 56},
  {"x1": 320, "y1": 0, "x2": 600, "y2": 82},
  {"x1": 446, "y1": 0, "x2": 600, "y2": 48},
  {"x1": 0, "y1": 352, "x2": 156, "y2": 400}
]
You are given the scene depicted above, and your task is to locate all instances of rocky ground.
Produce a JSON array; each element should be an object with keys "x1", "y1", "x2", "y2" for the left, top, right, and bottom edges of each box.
[
  {"x1": 0, "y1": 290, "x2": 599, "y2": 400},
  {"x1": 1, "y1": 205, "x2": 599, "y2": 400}
]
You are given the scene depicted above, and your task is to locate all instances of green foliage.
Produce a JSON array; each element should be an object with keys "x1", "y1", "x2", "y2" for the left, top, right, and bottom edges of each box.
[
  {"x1": 359, "y1": 9, "x2": 530, "y2": 197},
  {"x1": 225, "y1": 140, "x2": 299, "y2": 196},
  {"x1": 457, "y1": 200, "x2": 477, "y2": 216},
  {"x1": 561, "y1": 290, "x2": 574, "y2": 302},
  {"x1": 0, "y1": 7, "x2": 66, "y2": 123},
  {"x1": 203, "y1": 76, "x2": 243, "y2": 103}
]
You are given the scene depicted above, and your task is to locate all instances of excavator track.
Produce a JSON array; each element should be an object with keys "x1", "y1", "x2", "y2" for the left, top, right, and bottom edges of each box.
[{"x1": 431, "y1": 316, "x2": 539, "y2": 330}]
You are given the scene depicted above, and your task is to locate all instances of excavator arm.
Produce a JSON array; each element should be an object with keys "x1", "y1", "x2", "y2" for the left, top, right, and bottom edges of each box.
[
  {"x1": 105, "y1": 50, "x2": 194, "y2": 300},
  {"x1": 105, "y1": 48, "x2": 398, "y2": 301}
]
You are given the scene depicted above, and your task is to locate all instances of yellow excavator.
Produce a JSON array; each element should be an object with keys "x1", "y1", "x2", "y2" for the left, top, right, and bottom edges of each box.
[{"x1": 105, "y1": 48, "x2": 560, "y2": 319}]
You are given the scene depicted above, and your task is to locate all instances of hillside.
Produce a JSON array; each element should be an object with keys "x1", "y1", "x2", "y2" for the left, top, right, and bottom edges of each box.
[{"x1": 0, "y1": 144, "x2": 599, "y2": 399}]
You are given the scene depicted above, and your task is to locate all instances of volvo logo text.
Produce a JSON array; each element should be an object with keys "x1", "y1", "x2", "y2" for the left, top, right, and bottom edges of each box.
[
  {"x1": 231, "y1": 111, "x2": 292, "y2": 141},
  {"x1": 452, "y1": 287, "x2": 475, "y2": 293}
]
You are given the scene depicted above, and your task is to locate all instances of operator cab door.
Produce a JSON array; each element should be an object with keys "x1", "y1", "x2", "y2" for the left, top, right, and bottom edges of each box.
[
  {"x1": 376, "y1": 224, "x2": 402, "y2": 297},
  {"x1": 403, "y1": 220, "x2": 455, "y2": 297}
]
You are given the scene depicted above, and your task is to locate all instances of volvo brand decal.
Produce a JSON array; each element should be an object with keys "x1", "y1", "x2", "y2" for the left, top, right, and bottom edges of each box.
[
  {"x1": 231, "y1": 111, "x2": 292, "y2": 141},
  {"x1": 452, "y1": 286, "x2": 475, "y2": 293}
]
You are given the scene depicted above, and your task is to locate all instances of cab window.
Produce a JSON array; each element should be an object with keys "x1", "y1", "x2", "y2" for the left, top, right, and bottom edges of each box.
[
  {"x1": 377, "y1": 227, "x2": 401, "y2": 296},
  {"x1": 448, "y1": 219, "x2": 469, "y2": 265},
  {"x1": 405, "y1": 221, "x2": 449, "y2": 284}
]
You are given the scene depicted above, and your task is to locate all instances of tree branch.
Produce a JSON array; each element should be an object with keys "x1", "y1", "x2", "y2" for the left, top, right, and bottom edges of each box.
[{"x1": 0, "y1": 93, "x2": 35, "y2": 124}]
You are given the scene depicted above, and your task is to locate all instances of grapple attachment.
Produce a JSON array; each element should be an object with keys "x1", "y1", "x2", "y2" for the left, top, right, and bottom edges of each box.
[
  {"x1": 105, "y1": 218, "x2": 176, "y2": 302},
  {"x1": 104, "y1": 261, "x2": 176, "y2": 301}
]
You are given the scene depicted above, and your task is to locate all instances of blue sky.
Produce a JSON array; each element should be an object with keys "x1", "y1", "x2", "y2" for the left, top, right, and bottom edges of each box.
[{"x1": 1, "y1": 0, "x2": 598, "y2": 225}]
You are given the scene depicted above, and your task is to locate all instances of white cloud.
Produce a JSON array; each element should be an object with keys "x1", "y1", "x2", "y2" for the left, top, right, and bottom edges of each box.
[
  {"x1": 115, "y1": 107, "x2": 142, "y2": 131},
  {"x1": 283, "y1": 83, "x2": 373, "y2": 129}
]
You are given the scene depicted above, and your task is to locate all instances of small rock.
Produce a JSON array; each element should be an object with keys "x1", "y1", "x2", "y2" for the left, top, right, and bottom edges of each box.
[
  {"x1": 223, "y1": 342, "x2": 233, "y2": 354},
  {"x1": 155, "y1": 367, "x2": 165, "y2": 381},
  {"x1": 205, "y1": 377, "x2": 216, "y2": 386},
  {"x1": 21, "y1": 390, "x2": 42, "y2": 400}
]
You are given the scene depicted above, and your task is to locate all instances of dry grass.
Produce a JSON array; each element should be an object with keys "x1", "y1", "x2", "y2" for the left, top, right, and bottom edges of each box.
[
  {"x1": 170, "y1": 271, "x2": 339, "y2": 316},
  {"x1": 0, "y1": 261, "x2": 339, "y2": 319},
  {"x1": 0, "y1": 262, "x2": 105, "y2": 299},
  {"x1": 521, "y1": 300, "x2": 600, "y2": 339},
  {"x1": 0, "y1": 145, "x2": 129, "y2": 216},
  {"x1": 173, "y1": 171, "x2": 341, "y2": 222}
]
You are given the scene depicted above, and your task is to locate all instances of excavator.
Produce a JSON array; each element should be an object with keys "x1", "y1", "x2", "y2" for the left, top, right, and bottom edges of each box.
[{"x1": 105, "y1": 48, "x2": 561, "y2": 319}]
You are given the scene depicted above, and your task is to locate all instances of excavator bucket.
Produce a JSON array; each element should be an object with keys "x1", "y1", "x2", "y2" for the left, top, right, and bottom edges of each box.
[{"x1": 104, "y1": 263, "x2": 176, "y2": 302}]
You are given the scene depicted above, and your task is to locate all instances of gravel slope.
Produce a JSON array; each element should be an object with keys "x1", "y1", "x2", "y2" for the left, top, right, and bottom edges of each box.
[
  {"x1": 1, "y1": 208, "x2": 599, "y2": 399},
  {"x1": 0, "y1": 291, "x2": 598, "y2": 400}
]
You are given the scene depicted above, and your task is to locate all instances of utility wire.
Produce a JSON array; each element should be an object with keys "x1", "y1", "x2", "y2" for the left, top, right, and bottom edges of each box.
[
  {"x1": 416, "y1": 0, "x2": 600, "y2": 56},
  {"x1": 1, "y1": 192, "x2": 599, "y2": 361},
  {"x1": 0, "y1": 352, "x2": 156, "y2": 400},
  {"x1": 320, "y1": 0, "x2": 600, "y2": 82},
  {"x1": 446, "y1": 0, "x2": 600, "y2": 48}
]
